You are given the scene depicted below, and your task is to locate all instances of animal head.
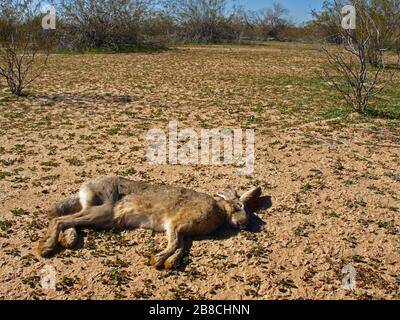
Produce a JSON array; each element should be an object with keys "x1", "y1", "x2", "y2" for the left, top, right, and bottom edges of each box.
[{"x1": 215, "y1": 186, "x2": 262, "y2": 229}]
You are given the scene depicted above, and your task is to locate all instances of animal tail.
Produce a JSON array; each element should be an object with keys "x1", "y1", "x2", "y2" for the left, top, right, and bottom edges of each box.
[{"x1": 48, "y1": 194, "x2": 82, "y2": 218}]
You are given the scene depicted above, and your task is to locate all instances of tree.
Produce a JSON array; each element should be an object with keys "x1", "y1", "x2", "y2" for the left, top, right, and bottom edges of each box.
[{"x1": 255, "y1": 2, "x2": 290, "y2": 40}]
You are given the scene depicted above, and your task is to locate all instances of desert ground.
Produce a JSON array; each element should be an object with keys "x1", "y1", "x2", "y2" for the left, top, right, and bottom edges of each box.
[{"x1": 0, "y1": 43, "x2": 399, "y2": 300}]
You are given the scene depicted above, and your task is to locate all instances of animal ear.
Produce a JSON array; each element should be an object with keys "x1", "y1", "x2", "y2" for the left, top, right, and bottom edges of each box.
[
  {"x1": 216, "y1": 189, "x2": 238, "y2": 201},
  {"x1": 240, "y1": 186, "x2": 262, "y2": 206}
]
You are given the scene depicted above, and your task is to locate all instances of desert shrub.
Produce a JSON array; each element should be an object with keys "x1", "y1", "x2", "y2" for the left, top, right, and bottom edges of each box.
[
  {"x1": 0, "y1": 0, "x2": 51, "y2": 96},
  {"x1": 57, "y1": 0, "x2": 153, "y2": 51},
  {"x1": 321, "y1": 0, "x2": 397, "y2": 114}
]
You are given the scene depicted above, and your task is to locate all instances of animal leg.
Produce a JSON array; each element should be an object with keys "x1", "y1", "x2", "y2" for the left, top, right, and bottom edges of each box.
[
  {"x1": 164, "y1": 242, "x2": 185, "y2": 270},
  {"x1": 37, "y1": 204, "x2": 114, "y2": 257},
  {"x1": 150, "y1": 223, "x2": 183, "y2": 269}
]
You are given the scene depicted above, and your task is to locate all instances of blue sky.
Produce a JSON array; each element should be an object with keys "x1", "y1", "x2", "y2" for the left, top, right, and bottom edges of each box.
[{"x1": 239, "y1": 0, "x2": 327, "y2": 23}]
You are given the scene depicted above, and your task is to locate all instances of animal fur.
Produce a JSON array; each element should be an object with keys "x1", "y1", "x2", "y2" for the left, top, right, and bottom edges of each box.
[{"x1": 37, "y1": 176, "x2": 263, "y2": 269}]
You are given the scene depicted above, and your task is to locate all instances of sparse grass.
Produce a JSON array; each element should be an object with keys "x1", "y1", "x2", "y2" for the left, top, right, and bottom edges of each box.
[
  {"x1": 327, "y1": 211, "x2": 340, "y2": 218},
  {"x1": 368, "y1": 88, "x2": 400, "y2": 120},
  {"x1": 47, "y1": 146, "x2": 58, "y2": 155},
  {"x1": 322, "y1": 107, "x2": 352, "y2": 119}
]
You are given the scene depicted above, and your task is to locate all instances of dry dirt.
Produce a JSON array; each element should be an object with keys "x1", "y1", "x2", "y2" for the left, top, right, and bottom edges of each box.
[{"x1": 0, "y1": 43, "x2": 399, "y2": 300}]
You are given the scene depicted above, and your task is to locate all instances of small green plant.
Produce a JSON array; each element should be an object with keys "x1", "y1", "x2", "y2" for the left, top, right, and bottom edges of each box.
[
  {"x1": 40, "y1": 160, "x2": 59, "y2": 168},
  {"x1": 120, "y1": 167, "x2": 137, "y2": 176},
  {"x1": 300, "y1": 182, "x2": 313, "y2": 192},
  {"x1": 0, "y1": 158, "x2": 17, "y2": 166},
  {"x1": 47, "y1": 146, "x2": 57, "y2": 155},
  {"x1": 66, "y1": 157, "x2": 82, "y2": 166},
  {"x1": 169, "y1": 283, "x2": 193, "y2": 300},
  {"x1": 333, "y1": 159, "x2": 345, "y2": 172},
  {"x1": 294, "y1": 221, "x2": 315, "y2": 237},
  {"x1": 277, "y1": 278, "x2": 298, "y2": 292},
  {"x1": 106, "y1": 127, "x2": 120, "y2": 136},
  {"x1": 346, "y1": 197, "x2": 367, "y2": 209},
  {"x1": 21, "y1": 276, "x2": 40, "y2": 289},
  {"x1": 60, "y1": 276, "x2": 76, "y2": 287},
  {"x1": 103, "y1": 256, "x2": 130, "y2": 268},
  {"x1": 10, "y1": 208, "x2": 29, "y2": 216},
  {"x1": 378, "y1": 220, "x2": 398, "y2": 235},
  {"x1": 0, "y1": 220, "x2": 15, "y2": 231},
  {"x1": 328, "y1": 211, "x2": 340, "y2": 218},
  {"x1": 384, "y1": 171, "x2": 400, "y2": 182},
  {"x1": 11, "y1": 176, "x2": 30, "y2": 183},
  {"x1": 0, "y1": 171, "x2": 11, "y2": 180},
  {"x1": 103, "y1": 268, "x2": 130, "y2": 286}
]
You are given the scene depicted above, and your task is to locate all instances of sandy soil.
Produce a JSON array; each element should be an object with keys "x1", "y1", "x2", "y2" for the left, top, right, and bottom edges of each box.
[{"x1": 0, "y1": 44, "x2": 399, "y2": 300}]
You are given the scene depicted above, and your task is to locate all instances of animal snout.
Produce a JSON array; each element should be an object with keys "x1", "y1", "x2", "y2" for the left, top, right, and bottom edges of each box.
[
  {"x1": 238, "y1": 222, "x2": 248, "y2": 231},
  {"x1": 232, "y1": 219, "x2": 248, "y2": 231}
]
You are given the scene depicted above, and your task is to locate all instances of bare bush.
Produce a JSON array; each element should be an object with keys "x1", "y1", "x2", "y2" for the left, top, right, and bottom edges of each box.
[
  {"x1": 0, "y1": 33, "x2": 48, "y2": 96},
  {"x1": 163, "y1": 0, "x2": 239, "y2": 43},
  {"x1": 253, "y1": 2, "x2": 290, "y2": 40},
  {"x1": 0, "y1": 0, "x2": 50, "y2": 96},
  {"x1": 58, "y1": 0, "x2": 154, "y2": 50}
]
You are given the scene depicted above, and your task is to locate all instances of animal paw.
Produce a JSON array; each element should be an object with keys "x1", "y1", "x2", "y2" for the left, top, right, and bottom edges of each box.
[
  {"x1": 58, "y1": 228, "x2": 78, "y2": 249},
  {"x1": 164, "y1": 257, "x2": 178, "y2": 270},
  {"x1": 37, "y1": 239, "x2": 56, "y2": 257},
  {"x1": 149, "y1": 255, "x2": 166, "y2": 270}
]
